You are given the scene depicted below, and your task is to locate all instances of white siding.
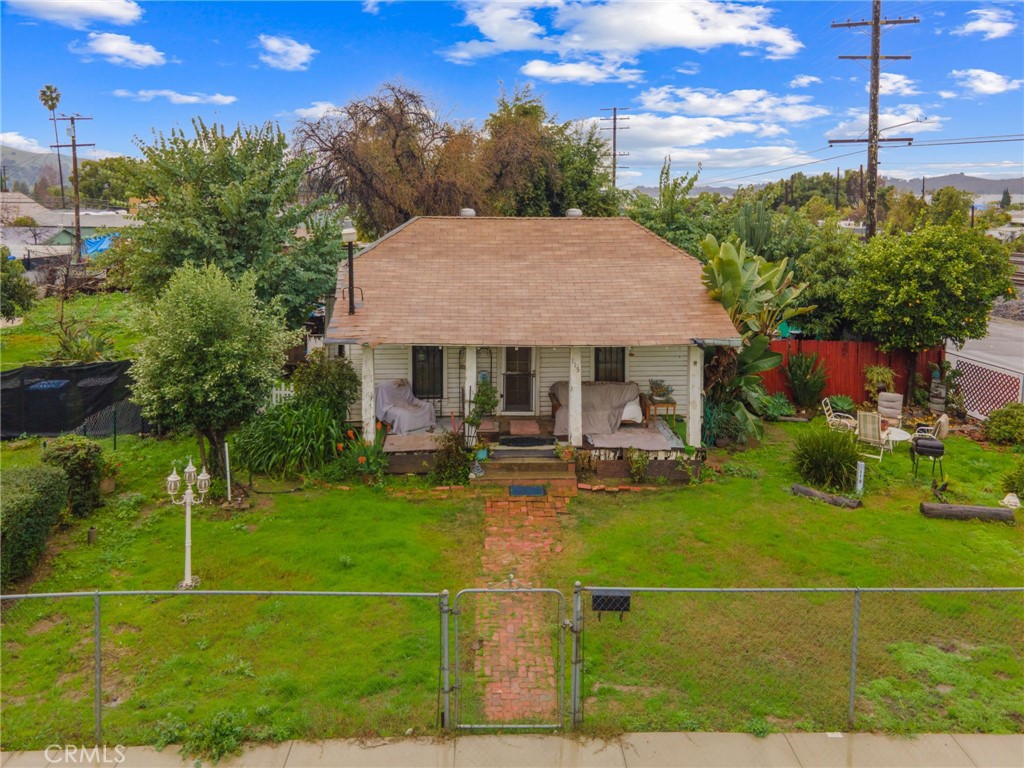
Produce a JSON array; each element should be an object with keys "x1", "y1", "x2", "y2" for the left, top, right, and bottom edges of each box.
[
  {"x1": 340, "y1": 343, "x2": 412, "y2": 421},
  {"x1": 629, "y1": 345, "x2": 692, "y2": 417}
]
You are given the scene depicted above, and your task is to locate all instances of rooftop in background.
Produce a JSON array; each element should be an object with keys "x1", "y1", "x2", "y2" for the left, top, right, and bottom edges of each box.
[
  {"x1": 326, "y1": 216, "x2": 740, "y2": 349},
  {"x1": 1, "y1": 192, "x2": 137, "y2": 230}
]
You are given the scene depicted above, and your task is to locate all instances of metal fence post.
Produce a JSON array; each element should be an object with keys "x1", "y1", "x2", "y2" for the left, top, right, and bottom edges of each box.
[
  {"x1": 570, "y1": 581, "x2": 583, "y2": 729},
  {"x1": 847, "y1": 588, "x2": 861, "y2": 729},
  {"x1": 439, "y1": 590, "x2": 451, "y2": 731},
  {"x1": 93, "y1": 592, "x2": 102, "y2": 745},
  {"x1": 112, "y1": 406, "x2": 117, "y2": 450}
]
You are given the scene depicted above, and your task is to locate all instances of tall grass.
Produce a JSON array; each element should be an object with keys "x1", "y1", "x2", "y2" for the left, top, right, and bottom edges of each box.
[{"x1": 234, "y1": 400, "x2": 342, "y2": 479}]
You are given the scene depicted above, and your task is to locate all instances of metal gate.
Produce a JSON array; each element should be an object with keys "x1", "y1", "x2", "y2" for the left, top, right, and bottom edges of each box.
[{"x1": 452, "y1": 587, "x2": 567, "y2": 730}]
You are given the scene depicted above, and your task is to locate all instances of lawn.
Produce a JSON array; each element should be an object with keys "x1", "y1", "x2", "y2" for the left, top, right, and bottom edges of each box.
[
  {"x1": 1, "y1": 422, "x2": 1021, "y2": 750},
  {"x1": 0, "y1": 292, "x2": 139, "y2": 370}
]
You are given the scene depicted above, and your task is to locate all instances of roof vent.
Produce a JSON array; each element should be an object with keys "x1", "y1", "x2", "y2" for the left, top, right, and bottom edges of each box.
[
  {"x1": 459, "y1": 208, "x2": 476, "y2": 217},
  {"x1": 565, "y1": 208, "x2": 583, "y2": 218}
]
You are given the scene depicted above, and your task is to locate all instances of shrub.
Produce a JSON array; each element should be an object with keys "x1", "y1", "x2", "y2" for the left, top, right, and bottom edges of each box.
[
  {"x1": 864, "y1": 365, "x2": 896, "y2": 404},
  {"x1": 625, "y1": 447, "x2": 650, "y2": 482},
  {"x1": 792, "y1": 428, "x2": 860, "y2": 492},
  {"x1": 785, "y1": 352, "x2": 828, "y2": 407},
  {"x1": 291, "y1": 349, "x2": 360, "y2": 422},
  {"x1": 336, "y1": 424, "x2": 389, "y2": 485},
  {"x1": 1001, "y1": 457, "x2": 1024, "y2": 496},
  {"x1": 755, "y1": 391, "x2": 795, "y2": 422},
  {"x1": 1, "y1": 466, "x2": 69, "y2": 587},
  {"x1": 829, "y1": 394, "x2": 856, "y2": 413},
  {"x1": 429, "y1": 430, "x2": 471, "y2": 486},
  {"x1": 982, "y1": 403, "x2": 1024, "y2": 446},
  {"x1": 234, "y1": 400, "x2": 342, "y2": 479},
  {"x1": 0, "y1": 249, "x2": 36, "y2": 320},
  {"x1": 9, "y1": 215, "x2": 39, "y2": 227},
  {"x1": 40, "y1": 435, "x2": 104, "y2": 518},
  {"x1": 702, "y1": 401, "x2": 742, "y2": 446}
]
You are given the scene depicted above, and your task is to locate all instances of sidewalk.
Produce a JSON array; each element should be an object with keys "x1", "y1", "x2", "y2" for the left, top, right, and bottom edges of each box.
[{"x1": 4, "y1": 733, "x2": 1022, "y2": 768}]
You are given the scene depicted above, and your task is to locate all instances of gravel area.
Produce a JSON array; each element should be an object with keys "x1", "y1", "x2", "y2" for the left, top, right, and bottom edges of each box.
[{"x1": 991, "y1": 298, "x2": 1024, "y2": 322}]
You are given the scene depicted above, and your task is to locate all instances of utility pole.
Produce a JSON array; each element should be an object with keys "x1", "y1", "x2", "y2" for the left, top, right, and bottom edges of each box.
[
  {"x1": 831, "y1": 1, "x2": 918, "y2": 238},
  {"x1": 599, "y1": 107, "x2": 630, "y2": 188},
  {"x1": 0, "y1": 164, "x2": 8, "y2": 193},
  {"x1": 50, "y1": 115, "x2": 94, "y2": 263},
  {"x1": 920, "y1": 176, "x2": 926, "y2": 200}
]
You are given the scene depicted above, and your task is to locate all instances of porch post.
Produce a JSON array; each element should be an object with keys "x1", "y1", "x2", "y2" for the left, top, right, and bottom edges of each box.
[
  {"x1": 361, "y1": 344, "x2": 376, "y2": 440},
  {"x1": 464, "y1": 346, "x2": 476, "y2": 418},
  {"x1": 568, "y1": 346, "x2": 583, "y2": 447},
  {"x1": 687, "y1": 345, "x2": 704, "y2": 448}
]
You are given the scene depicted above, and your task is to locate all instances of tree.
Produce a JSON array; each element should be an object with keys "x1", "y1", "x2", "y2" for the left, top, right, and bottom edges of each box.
[
  {"x1": 793, "y1": 220, "x2": 862, "y2": 339},
  {"x1": 130, "y1": 119, "x2": 341, "y2": 328},
  {"x1": 38, "y1": 84, "x2": 65, "y2": 206},
  {"x1": 845, "y1": 224, "x2": 1014, "y2": 353},
  {"x1": 929, "y1": 186, "x2": 973, "y2": 226},
  {"x1": 74, "y1": 156, "x2": 145, "y2": 207},
  {"x1": 131, "y1": 264, "x2": 300, "y2": 473},
  {"x1": 294, "y1": 83, "x2": 484, "y2": 237},
  {"x1": 1000, "y1": 188, "x2": 1012, "y2": 210},
  {"x1": 0, "y1": 247, "x2": 36, "y2": 319},
  {"x1": 32, "y1": 167, "x2": 57, "y2": 202},
  {"x1": 885, "y1": 190, "x2": 928, "y2": 234}
]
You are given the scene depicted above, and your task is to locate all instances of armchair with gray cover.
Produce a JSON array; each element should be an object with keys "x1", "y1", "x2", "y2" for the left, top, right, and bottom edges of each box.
[{"x1": 374, "y1": 379, "x2": 436, "y2": 435}]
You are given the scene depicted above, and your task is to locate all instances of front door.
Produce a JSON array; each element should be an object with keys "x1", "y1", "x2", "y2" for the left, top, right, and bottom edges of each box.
[{"x1": 503, "y1": 347, "x2": 533, "y2": 413}]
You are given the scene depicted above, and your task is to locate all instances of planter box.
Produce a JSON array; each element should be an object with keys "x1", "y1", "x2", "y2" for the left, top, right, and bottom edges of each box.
[
  {"x1": 593, "y1": 458, "x2": 700, "y2": 484},
  {"x1": 385, "y1": 452, "x2": 437, "y2": 475}
]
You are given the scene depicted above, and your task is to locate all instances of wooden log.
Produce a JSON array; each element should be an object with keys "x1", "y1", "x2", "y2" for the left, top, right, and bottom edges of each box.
[
  {"x1": 791, "y1": 484, "x2": 862, "y2": 509},
  {"x1": 920, "y1": 503, "x2": 1015, "y2": 523}
]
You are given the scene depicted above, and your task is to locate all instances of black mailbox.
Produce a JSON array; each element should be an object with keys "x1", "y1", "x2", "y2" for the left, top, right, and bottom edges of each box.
[{"x1": 591, "y1": 589, "x2": 631, "y2": 616}]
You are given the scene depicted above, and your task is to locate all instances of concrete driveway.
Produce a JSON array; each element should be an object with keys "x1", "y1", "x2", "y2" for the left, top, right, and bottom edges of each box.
[{"x1": 948, "y1": 317, "x2": 1024, "y2": 374}]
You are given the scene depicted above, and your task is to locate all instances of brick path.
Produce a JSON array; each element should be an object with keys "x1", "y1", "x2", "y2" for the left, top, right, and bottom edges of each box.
[{"x1": 469, "y1": 487, "x2": 572, "y2": 724}]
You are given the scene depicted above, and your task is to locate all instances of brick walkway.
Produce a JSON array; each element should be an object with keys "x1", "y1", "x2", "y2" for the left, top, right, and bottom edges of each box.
[{"x1": 468, "y1": 487, "x2": 572, "y2": 724}]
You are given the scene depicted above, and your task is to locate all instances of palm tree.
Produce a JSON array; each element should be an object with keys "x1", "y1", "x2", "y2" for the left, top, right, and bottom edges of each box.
[{"x1": 38, "y1": 84, "x2": 65, "y2": 207}]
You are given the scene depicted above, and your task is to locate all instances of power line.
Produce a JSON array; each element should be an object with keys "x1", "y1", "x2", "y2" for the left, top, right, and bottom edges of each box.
[{"x1": 599, "y1": 107, "x2": 630, "y2": 188}]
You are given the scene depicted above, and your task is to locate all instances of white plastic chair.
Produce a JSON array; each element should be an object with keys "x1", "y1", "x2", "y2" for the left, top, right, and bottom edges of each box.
[{"x1": 822, "y1": 398, "x2": 856, "y2": 431}]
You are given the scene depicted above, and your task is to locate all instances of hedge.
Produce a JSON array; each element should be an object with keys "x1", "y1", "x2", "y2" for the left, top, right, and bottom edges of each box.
[
  {"x1": 1, "y1": 466, "x2": 69, "y2": 588},
  {"x1": 40, "y1": 435, "x2": 103, "y2": 518}
]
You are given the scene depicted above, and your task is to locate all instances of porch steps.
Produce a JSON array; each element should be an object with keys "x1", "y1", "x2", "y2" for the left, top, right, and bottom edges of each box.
[{"x1": 472, "y1": 457, "x2": 576, "y2": 483}]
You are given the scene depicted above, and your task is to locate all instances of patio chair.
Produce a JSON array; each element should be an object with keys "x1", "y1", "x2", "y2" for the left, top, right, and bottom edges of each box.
[
  {"x1": 877, "y1": 392, "x2": 904, "y2": 428},
  {"x1": 914, "y1": 413, "x2": 950, "y2": 440},
  {"x1": 856, "y1": 410, "x2": 886, "y2": 462},
  {"x1": 822, "y1": 398, "x2": 856, "y2": 431}
]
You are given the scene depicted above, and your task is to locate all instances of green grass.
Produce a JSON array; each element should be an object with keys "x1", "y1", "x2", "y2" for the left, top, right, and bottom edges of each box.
[
  {"x1": 0, "y1": 292, "x2": 139, "y2": 369},
  {"x1": 543, "y1": 422, "x2": 1024, "y2": 734},
  {"x1": 0, "y1": 433, "x2": 483, "y2": 750},
  {"x1": 1, "y1": 422, "x2": 1020, "y2": 748}
]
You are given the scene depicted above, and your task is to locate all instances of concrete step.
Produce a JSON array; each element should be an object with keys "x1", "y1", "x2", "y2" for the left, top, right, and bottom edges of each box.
[{"x1": 472, "y1": 457, "x2": 576, "y2": 482}]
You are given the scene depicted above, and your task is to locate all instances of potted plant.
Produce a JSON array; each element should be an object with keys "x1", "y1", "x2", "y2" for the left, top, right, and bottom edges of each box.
[
  {"x1": 99, "y1": 455, "x2": 121, "y2": 494},
  {"x1": 649, "y1": 379, "x2": 675, "y2": 403},
  {"x1": 554, "y1": 442, "x2": 575, "y2": 462},
  {"x1": 465, "y1": 378, "x2": 499, "y2": 448}
]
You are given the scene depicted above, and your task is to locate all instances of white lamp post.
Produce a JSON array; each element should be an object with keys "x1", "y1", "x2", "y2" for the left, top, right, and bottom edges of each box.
[{"x1": 166, "y1": 458, "x2": 210, "y2": 589}]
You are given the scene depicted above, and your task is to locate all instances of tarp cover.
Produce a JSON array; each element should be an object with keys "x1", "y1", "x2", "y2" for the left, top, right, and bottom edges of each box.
[
  {"x1": 374, "y1": 378, "x2": 437, "y2": 435},
  {"x1": 551, "y1": 380, "x2": 640, "y2": 436},
  {"x1": 1, "y1": 361, "x2": 132, "y2": 438}
]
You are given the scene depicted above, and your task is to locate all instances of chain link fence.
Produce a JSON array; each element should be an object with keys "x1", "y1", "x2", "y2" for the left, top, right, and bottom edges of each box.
[
  {"x1": 572, "y1": 587, "x2": 1024, "y2": 734},
  {"x1": 2, "y1": 586, "x2": 1021, "y2": 751}
]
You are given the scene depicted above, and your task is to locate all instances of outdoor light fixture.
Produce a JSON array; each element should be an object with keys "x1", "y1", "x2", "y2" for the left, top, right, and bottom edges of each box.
[
  {"x1": 166, "y1": 458, "x2": 209, "y2": 590},
  {"x1": 342, "y1": 217, "x2": 357, "y2": 316}
]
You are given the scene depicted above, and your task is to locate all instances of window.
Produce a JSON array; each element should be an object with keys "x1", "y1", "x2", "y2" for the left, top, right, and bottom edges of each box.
[
  {"x1": 594, "y1": 347, "x2": 625, "y2": 382},
  {"x1": 412, "y1": 346, "x2": 443, "y2": 399}
]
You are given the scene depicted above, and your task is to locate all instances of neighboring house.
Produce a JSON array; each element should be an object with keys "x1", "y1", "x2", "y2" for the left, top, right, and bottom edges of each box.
[{"x1": 324, "y1": 213, "x2": 741, "y2": 447}]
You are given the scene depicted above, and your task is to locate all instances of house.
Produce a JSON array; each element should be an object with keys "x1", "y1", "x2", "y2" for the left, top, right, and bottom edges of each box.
[{"x1": 324, "y1": 213, "x2": 741, "y2": 448}]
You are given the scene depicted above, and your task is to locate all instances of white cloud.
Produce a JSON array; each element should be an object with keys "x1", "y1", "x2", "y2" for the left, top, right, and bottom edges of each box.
[
  {"x1": 617, "y1": 113, "x2": 768, "y2": 164},
  {"x1": 443, "y1": 0, "x2": 802, "y2": 84},
  {"x1": 0, "y1": 132, "x2": 47, "y2": 152},
  {"x1": 69, "y1": 32, "x2": 166, "y2": 67},
  {"x1": 5, "y1": 0, "x2": 141, "y2": 29},
  {"x1": 638, "y1": 86, "x2": 829, "y2": 123},
  {"x1": 675, "y1": 62, "x2": 700, "y2": 76},
  {"x1": 256, "y1": 34, "x2": 318, "y2": 71},
  {"x1": 521, "y1": 58, "x2": 642, "y2": 84},
  {"x1": 113, "y1": 89, "x2": 237, "y2": 105},
  {"x1": 876, "y1": 73, "x2": 920, "y2": 96},
  {"x1": 938, "y1": 90, "x2": 957, "y2": 99},
  {"x1": 85, "y1": 148, "x2": 124, "y2": 160},
  {"x1": 952, "y1": 8, "x2": 1017, "y2": 40},
  {"x1": 789, "y1": 75, "x2": 821, "y2": 88},
  {"x1": 362, "y1": 0, "x2": 395, "y2": 13},
  {"x1": 825, "y1": 105, "x2": 944, "y2": 139},
  {"x1": 290, "y1": 101, "x2": 342, "y2": 120},
  {"x1": 950, "y1": 68, "x2": 1023, "y2": 95}
]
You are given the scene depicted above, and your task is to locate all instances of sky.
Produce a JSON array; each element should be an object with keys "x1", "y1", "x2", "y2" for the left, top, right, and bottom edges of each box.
[{"x1": 1, "y1": 0, "x2": 1022, "y2": 189}]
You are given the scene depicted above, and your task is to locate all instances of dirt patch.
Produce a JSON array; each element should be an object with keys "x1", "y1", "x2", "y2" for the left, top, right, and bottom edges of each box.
[
  {"x1": 111, "y1": 623, "x2": 140, "y2": 635},
  {"x1": 27, "y1": 615, "x2": 65, "y2": 636}
]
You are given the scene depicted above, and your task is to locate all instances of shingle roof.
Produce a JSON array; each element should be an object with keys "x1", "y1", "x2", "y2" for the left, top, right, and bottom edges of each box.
[{"x1": 325, "y1": 216, "x2": 740, "y2": 348}]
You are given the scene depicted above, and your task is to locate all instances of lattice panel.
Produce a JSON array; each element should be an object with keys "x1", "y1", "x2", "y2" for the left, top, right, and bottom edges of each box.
[{"x1": 953, "y1": 359, "x2": 1024, "y2": 416}]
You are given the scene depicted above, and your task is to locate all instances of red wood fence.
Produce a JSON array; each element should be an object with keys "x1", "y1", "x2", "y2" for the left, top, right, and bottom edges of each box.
[{"x1": 760, "y1": 339, "x2": 944, "y2": 402}]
